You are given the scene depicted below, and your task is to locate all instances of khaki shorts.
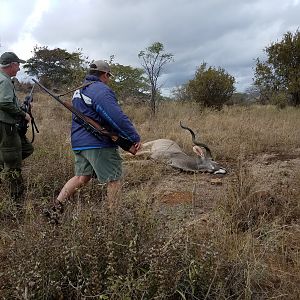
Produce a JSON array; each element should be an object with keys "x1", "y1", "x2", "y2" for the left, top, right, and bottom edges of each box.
[{"x1": 74, "y1": 148, "x2": 123, "y2": 183}]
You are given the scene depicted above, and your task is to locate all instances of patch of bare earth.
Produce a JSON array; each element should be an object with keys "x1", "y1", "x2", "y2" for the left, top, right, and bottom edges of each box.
[
  {"x1": 152, "y1": 169, "x2": 230, "y2": 211},
  {"x1": 247, "y1": 150, "x2": 300, "y2": 190},
  {"x1": 149, "y1": 149, "x2": 300, "y2": 213}
]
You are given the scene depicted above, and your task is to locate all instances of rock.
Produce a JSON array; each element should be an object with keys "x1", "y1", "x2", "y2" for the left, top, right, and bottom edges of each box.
[{"x1": 210, "y1": 178, "x2": 222, "y2": 185}]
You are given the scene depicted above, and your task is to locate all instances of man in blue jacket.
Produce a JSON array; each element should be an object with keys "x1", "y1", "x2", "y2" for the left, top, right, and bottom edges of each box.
[{"x1": 49, "y1": 60, "x2": 141, "y2": 217}]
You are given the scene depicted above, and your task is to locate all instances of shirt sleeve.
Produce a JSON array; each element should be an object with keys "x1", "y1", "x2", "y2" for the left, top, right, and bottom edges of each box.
[
  {"x1": 93, "y1": 89, "x2": 140, "y2": 143},
  {"x1": 0, "y1": 79, "x2": 14, "y2": 103},
  {"x1": 0, "y1": 102, "x2": 26, "y2": 118},
  {"x1": 0, "y1": 80, "x2": 25, "y2": 118}
]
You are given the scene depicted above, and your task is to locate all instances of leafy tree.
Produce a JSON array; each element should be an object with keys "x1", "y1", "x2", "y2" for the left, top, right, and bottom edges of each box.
[
  {"x1": 245, "y1": 84, "x2": 260, "y2": 99},
  {"x1": 109, "y1": 63, "x2": 149, "y2": 101},
  {"x1": 227, "y1": 92, "x2": 248, "y2": 106},
  {"x1": 254, "y1": 30, "x2": 300, "y2": 106},
  {"x1": 172, "y1": 84, "x2": 189, "y2": 102},
  {"x1": 185, "y1": 63, "x2": 235, "y2": 109},
  {"x1": 138, "y1": 42, "x2": 174, "y2": 115},
  {"x1": 24, "y1": 46, "x2": 89, "y2": 88}
]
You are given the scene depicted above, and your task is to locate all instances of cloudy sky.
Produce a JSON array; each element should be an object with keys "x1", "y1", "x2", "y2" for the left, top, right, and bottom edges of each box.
[{"x1": 1, "y1": 0, "x2": 299, "y2": 94}]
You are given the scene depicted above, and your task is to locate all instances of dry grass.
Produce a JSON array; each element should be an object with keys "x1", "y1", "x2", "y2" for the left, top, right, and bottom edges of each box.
[{"x1": 0, "y1": 93, "x2": 299, "y2": 299}]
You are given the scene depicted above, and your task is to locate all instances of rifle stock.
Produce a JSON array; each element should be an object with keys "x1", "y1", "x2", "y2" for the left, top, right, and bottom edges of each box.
[{"x1": 32, "y1": 79, "x2": 137, "y2": 155}]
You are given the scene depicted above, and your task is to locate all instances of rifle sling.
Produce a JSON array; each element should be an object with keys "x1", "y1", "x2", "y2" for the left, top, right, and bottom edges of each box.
[
  {"x1": 58, "y1": 81, "x2": 95, "y2": 97},
  {"x1": 78, "y1": 86, "x2": 116, "y2": 140}
]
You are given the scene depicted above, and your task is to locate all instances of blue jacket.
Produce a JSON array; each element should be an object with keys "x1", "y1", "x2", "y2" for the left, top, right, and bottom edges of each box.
[{"x1": 71, "y1": 75, "x2": 140, "y2": 150}]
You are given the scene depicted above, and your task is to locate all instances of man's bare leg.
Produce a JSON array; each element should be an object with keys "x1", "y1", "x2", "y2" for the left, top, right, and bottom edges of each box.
[
  {"x1": 56, "y1": 175, "x2": 91, "y2": 204},
  {"x1": 43, "y1": 175, "x2": 92, "y2": 223}
]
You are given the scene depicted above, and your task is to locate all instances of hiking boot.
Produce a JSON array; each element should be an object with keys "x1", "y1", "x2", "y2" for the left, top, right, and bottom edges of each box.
[
  {"x1": 8, "y1": 169, "x2": 25, "y2": 205},
  {"x1": 43, "y1": 201, "x2": 64, "y2": 225}
]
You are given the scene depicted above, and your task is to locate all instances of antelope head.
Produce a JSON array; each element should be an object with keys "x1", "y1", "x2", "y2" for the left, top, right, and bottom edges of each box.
[{"x1": 180, "y1": 121, "x2": 227, "y2": 174}]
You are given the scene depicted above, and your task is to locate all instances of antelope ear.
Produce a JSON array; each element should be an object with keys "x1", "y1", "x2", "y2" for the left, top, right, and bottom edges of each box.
[{"x1": 193, "y1": 145, "x2": 204, "y2": 157}]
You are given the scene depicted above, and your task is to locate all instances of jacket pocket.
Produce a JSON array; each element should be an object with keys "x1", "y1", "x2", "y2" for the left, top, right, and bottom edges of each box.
[{"x1": 5, "y1": 123, "x2": 17, "y2": 137}]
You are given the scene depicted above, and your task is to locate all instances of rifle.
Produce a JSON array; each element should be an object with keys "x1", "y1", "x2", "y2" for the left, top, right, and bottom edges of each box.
[
  {"x1": 17, "y1": 84, "x2": 39, "y2": 142},
  {"x1": 32, "y1": 79, "x2": 137, "y2": 155}
]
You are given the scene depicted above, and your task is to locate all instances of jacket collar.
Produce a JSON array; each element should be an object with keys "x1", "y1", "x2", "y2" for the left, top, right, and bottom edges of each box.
[
  {"x1": 0, "y1": 69, "x2": 11, "y2": 80},
  {"x1": 85, "y1": 75, "x2": 101, "y2": 82}
]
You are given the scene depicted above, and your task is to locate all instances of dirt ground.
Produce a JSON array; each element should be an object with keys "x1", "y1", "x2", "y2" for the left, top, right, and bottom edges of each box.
[{"x1": 136, "y1": 148, "x2": 300, "y2": 212}]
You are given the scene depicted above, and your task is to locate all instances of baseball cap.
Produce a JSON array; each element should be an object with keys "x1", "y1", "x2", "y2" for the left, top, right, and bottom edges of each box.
[
  {"x1": 89, "y1": 60, "x2": 113, "y2": 76},
  {"x1": 0, "y1": 52, "x2": 26, "y2": 65}
]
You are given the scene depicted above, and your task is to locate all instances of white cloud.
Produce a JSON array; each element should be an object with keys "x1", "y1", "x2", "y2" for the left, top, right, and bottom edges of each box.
[
  {"x1": 1, "y1": 0, "x2": 300, "y2": 92},
  {"x1": 11, "y1": 0, "x2": 51, "y2": 59},
  {"x1": 0, "y1": 0, "x2": 36, "y2": 50}
]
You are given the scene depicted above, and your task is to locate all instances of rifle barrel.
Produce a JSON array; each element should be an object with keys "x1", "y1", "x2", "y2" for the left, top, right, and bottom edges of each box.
[{"x1": 29, "y1": 84, "x2": 35, "y2": 96}]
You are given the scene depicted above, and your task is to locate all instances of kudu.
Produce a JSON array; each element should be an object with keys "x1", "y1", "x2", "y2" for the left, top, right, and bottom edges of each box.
[{"x1": 138, "y1": 122, "x2": 227, "y2": 174}]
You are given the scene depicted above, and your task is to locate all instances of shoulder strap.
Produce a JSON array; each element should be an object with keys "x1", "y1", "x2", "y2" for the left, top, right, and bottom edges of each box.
[{"x1": 58, "y1": 81, "x2": 97, "y2": 97}]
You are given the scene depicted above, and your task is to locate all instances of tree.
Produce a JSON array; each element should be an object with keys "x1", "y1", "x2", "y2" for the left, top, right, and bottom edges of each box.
[
  {"x1": 109, "y1": 63, "x2": 149, "y2": 101},
  {"x1": 138, "y1": 42, "x2": 174, "y2": 115},
  {"x1": 24, "y1": 46, "x2": 89, "y2": 88},
  {"x1": 254, "y1": 30, "x2": 300, "y2": 106},
  {"x1": 185, "y1": 63, "x2": 235, "y2": 109},
  {"x1": 172, "y1": 84, "x2": 189, "y2": 102}
]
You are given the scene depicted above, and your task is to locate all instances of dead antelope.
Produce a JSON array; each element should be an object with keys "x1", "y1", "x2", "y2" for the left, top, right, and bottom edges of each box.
[{"x1": 138, "y1": 122, "x2": 227, "y2": 174}]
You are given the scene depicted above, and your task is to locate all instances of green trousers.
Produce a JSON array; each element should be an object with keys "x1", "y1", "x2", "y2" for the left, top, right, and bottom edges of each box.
[{"x1": 0, "y1": 122, "x2": 34, "y2": 201}]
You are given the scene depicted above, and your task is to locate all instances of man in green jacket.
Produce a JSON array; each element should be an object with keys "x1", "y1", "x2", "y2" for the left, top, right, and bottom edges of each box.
[{"x1": 0, "y1": 52, "x2": 33, "y2": 204}]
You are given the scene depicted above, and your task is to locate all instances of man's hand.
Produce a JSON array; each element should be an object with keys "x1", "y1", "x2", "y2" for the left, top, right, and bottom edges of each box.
[
  {"x1": 134, "y1": 141, "x2": 142, "y2": 151},
  {"x1": 24, "y1": 113, "x2": 31, "y2": 122}
]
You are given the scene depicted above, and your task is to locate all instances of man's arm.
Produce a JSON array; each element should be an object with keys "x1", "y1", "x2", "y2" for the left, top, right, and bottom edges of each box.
[
  {"x1": 0, "y1": 79, "x2": 27, "y2": 119},
  {"x1": 93, "y1": 90, "x2": 140, "y2": 143},
  {"x1": 0, "y1": 102, "x2": 26, "y2": 119}
]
